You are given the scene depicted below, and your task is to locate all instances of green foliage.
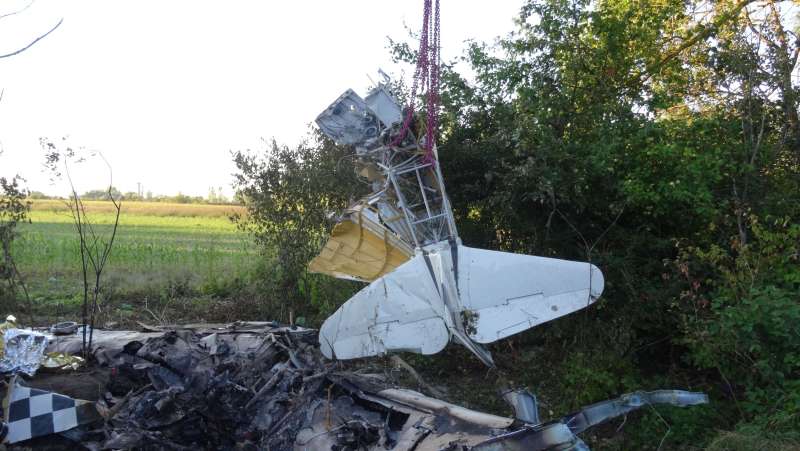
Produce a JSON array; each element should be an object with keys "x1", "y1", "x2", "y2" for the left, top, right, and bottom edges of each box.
[
  {"x1": 558, "y1": 351, "x2": 639, "y2": 407},
  {"x1": 706, "y1": 431, "x2": 800, "y2": 451},
  {"x1": 389, "y1": 0, "x2": 800, "y2": 446},
  {"x1": 0, "y1": 173, "x2": 31, "y2": 305},
  {"x1": 81, "y1": 186, "x2": 123, "y2": 201},
  {"x1": 232, "y1": 131, "x2": 366, "y2": 321},
  {"x1": 297, "y1": 271, "x2": 360, "y2": 323},
  {"x1": 620, "y1": 404, "x2": 718, "y2": 451},
  {"x1": 680, "y1": 219, "x2": 800, "y2": 435}
]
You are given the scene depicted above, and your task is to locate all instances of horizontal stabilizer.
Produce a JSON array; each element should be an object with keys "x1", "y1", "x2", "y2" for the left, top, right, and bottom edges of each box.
[
  {"x1": 319, "y1": 254, "x2": 450, "y2": 359},
  {"x1": 457, "y1": 246, "x2": 604, "y2": 344},
  {"x1": 319, "y1": 243, "x2": 604, "y2": 363}
]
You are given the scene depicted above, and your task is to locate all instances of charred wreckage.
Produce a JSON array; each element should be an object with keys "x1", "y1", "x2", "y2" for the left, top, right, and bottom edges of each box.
[{"x1": 0, "y1": 321, "x2": 707, "y2": 450}]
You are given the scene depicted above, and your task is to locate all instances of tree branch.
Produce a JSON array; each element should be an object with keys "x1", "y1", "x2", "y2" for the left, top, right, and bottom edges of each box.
[
  {"x1": 644, "y1": 0, "x2": 758, "y2": 79},
  {"x1": 0, "y1": 17, "x2": 63, "y2": 59},
  {"x1": 0, "y1": 0, "x2": 35, "y2": 21}
]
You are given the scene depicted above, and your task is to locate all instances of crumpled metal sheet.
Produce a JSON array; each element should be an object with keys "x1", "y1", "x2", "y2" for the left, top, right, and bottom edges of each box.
[
  {"x1": 0, "y1": 328, "x2": 49, "y2": 376},
  {"x1": 502, "y1": 388, "x2": 541, "y2": 425},
  {"x1": 0, "y1": 315, "x2": 18, "y2": 357},
  {"x1": 94, "y1": 327, "x2": 323, "y2": 450},
  {"x1": 316, "y1": 89, "x2": 382, "y2": 145},
  {"x1": 563, "y1": 390, "x2": 710, "y2": 434},
  {"x1": 308, "y1": 205, "x2": 414, "y2": 282},
  {"x1": 471, "y1": 390, "x2": 709, "y2": 451},
  {"x1": 50, "y1": 321, "x2": 79, "y2": 335}
]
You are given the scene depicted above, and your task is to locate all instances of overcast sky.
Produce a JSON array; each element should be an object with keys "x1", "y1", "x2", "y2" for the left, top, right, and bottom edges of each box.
[{"x1": 0, "y1": 0, "x2": 521, "y2": 197}]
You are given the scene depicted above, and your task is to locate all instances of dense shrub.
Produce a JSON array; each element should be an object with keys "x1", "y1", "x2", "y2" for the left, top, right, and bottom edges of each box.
[
  {"x1": 681, "y1": 219, "x2": 800, "y2": 437},
  {"x1": 232, "y1": 131, "x2": 365, "y2": 322}
]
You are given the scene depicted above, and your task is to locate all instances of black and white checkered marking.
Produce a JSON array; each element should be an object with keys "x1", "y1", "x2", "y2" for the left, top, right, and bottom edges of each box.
[{"x1": 4, "y1": 381, "x2": 99, "y2": 444}]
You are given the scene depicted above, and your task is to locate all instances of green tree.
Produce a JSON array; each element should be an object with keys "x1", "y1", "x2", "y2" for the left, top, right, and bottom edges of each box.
[
  {"x1": 232, "y1": 132, "x2": 365, "y2": 321},
  {"x1": 81, "y1": 186, "x2": 123, "y2": 201},
  {"x1": 0, "y1": 170, "x2": 31, "y2": 313}
]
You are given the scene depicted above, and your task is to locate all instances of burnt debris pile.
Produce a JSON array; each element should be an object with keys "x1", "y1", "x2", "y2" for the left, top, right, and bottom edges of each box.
[
  {"x1": 1, "y1": 322, "x2": 710, "y2": 450},
  {"x1": 95, "y1": 325, "x2": 362, "y2": 450}
]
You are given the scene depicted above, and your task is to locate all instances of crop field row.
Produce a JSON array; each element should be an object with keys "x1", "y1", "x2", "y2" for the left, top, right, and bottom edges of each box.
[
  {"x1": 13, "y1": 201, "x2": 260, "y2": 305},
  {"x1": 29, "y1": 199, "x2": 246, "y2": 218}
]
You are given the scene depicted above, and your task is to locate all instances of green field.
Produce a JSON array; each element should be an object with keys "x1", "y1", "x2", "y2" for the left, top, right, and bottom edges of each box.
[{"x1": 12, "y1": 200, "x2": 259, "y2": 316}]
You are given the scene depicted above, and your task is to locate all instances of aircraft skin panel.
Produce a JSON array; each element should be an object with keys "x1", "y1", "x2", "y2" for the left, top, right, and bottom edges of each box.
[
  {"x1": 458, "y1": 246, "x2": 604, "y2": 344},
  {"x1": 466, "y1": 289, "x2": 595, "y2": 343},
  {"x1": 319, "y1": 255, "x2": 451, "y2": 360},
  {"x1": 308, "y1": 215, "x2": 413, "y2": 283}
]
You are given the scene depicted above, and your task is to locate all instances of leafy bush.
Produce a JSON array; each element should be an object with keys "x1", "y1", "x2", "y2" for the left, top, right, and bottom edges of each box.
[
  {"x1": 0, "y1": 174, "x2": 30, "y2": 306},
  {"x1": 232, "y1": 131, "x2": 365, "y2": 321},
  {"x1": 681, "y1": 218, "x2": 800, "y2": 436}
]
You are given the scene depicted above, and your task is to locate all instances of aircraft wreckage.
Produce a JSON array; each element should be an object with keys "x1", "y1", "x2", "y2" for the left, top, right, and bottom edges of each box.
[
  {"x1": 0, "y1": 322, "x2": 707, "y2": 449},
  {"x1": 311, "y1": 82, "x2": 604, "y2": 367}
]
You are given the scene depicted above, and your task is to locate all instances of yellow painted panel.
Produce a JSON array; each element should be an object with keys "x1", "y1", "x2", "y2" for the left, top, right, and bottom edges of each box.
[{"x1": 308, "y1": 218, "x2": 412, "y2": 282}]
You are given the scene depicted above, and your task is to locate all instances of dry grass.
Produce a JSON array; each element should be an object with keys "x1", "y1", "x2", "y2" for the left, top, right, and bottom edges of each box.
[
  {"x1": 707, "y1": 432, "x2": 800, "y2": 451},
  {"x1": 30, "y1": 199, "x2": 245, "y2": 218}
]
